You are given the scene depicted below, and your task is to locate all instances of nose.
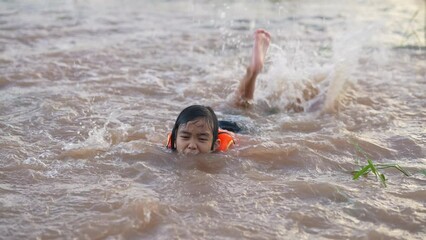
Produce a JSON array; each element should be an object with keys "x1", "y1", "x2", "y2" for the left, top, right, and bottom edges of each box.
[{"x1": 187, "y1": 141, "x2": 197, "y2": 150}]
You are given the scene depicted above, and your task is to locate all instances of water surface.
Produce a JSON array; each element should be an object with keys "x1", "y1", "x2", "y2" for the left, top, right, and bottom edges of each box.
[{"x1": 0, "y1": 0, "x2": 425, "y2": 239}]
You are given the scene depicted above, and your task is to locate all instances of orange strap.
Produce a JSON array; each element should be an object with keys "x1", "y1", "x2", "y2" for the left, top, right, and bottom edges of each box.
[{"x1": 167, "y1": 133, "x2": 172, "y2": 149}]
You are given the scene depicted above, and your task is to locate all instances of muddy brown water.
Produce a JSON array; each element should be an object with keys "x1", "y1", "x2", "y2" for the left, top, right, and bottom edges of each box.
[{"x1": 1, "y1": 0, "x2": 425, "y2": 239}]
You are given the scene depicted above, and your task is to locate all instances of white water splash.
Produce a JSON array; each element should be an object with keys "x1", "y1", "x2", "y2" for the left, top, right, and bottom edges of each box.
[
  {"x1": 257, "y1": 27, "x2": 381, "y2": 113},
  {"x1": 62, "y1": 112, "x2": 131, "y2": 155}
]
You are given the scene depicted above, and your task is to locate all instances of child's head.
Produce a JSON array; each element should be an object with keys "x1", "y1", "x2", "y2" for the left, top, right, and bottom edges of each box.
[{"x1": 170, "y1": 105, "x2": 219, "y2": 154}]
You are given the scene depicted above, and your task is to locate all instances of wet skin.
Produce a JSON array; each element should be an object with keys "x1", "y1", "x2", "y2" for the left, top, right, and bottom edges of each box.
[{"x1": 175, "y1": 118, "x2": 220, "y2": 155}]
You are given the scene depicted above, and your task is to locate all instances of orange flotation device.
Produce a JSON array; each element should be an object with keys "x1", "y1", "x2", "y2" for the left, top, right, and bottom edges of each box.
[
  {"x1": 216, "y1": 129, "x2": 235, "y2": 152},
  {"x1": 167, "y1": 129, "x2": 235, "y2": 152}
]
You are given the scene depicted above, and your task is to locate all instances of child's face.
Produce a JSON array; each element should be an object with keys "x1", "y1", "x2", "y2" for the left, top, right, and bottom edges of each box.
[{"x1": 175, "y1": 117, "x2": 217, "y2": 155}]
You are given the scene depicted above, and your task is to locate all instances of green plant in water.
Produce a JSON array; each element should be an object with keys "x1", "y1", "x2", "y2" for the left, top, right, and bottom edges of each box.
[{"x1": 351, "y1": 142, "x2": 410, "y2": 187}]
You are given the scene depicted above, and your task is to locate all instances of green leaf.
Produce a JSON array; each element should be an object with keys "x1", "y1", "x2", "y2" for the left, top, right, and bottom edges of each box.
[
  {"x1": 379, "y1": 173, "x2": 387, "y2": 187},
  {"x1": 368, "y1": 159, "x2": 378, "y2": 176},
  {"x1": 351, "y1": 142, "x2": 411, "y2": 188},
  {"x1": 376, "y1": 164, "x2": 411, "y2": 176},
  {"x1": 362, "y1": 170, "x2": 371, "y2": 178},
  {"x1": 353, "y1": 164, "x2": 371, "y2": 180},
  {"x1": 394, "y1": 165, "x2": 411, "y2": 176}
]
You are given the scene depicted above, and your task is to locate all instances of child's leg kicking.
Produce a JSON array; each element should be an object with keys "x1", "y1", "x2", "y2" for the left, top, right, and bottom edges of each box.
[{"x1": 234, "y1": 29, "x2": 271, "y2": 107}]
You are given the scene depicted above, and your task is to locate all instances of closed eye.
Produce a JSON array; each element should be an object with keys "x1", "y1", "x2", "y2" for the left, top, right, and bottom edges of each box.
[{"x1": 179, "y1": 135, "x2": 190, "y2": 140}]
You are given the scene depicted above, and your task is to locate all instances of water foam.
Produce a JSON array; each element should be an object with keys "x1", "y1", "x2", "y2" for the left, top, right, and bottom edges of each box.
[
  {"x1": 257, "y1": 27, "x2": 380, "y2": 113},
  {"x1": 61, "y1": 113, "x2": 131, "y2": 158}
]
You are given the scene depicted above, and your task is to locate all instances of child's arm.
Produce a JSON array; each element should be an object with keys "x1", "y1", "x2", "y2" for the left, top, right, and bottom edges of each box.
[{"x1": 234, "y1": 29, "x2": 271, "y2": 107}]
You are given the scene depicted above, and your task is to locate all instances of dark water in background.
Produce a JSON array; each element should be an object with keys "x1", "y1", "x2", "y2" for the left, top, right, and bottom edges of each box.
[{"x1": 0, "y1": 0, "x2": 425, "y2": 239}]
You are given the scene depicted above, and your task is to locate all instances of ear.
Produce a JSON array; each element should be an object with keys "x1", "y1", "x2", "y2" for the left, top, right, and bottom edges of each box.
[{"x1": 213, "y1": 139, "x2": 221, "y2": 152}]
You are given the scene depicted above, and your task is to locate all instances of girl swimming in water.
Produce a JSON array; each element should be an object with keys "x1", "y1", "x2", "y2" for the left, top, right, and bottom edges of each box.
[{"x1": 167, "y1": 29, "x2": 271, "y2": 154}]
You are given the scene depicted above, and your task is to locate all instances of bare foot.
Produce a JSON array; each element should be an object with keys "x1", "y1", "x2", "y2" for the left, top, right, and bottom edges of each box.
[
  {"x1": 250, "y1": 29, "x2": 271, "y2": 74},
  {"x1": 285, "y1": 102, "x2": 304, "y2": 113},
  {"x1": 284, "y1": 83, "x2": 319, "y2": 112},
  {"x1": 303, "y1": 82, "x2": 319, "y2": 101}
]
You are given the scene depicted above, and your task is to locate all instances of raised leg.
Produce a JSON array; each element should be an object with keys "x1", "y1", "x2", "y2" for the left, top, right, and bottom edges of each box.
[{"x1": 234, "y1": 29, "x2": 271, "y2": 107}]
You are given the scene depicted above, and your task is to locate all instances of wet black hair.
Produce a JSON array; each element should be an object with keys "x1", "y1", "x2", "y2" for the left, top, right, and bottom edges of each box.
[{"x1": 170, "y1": 105, "x2": 219, "y2": 151}]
